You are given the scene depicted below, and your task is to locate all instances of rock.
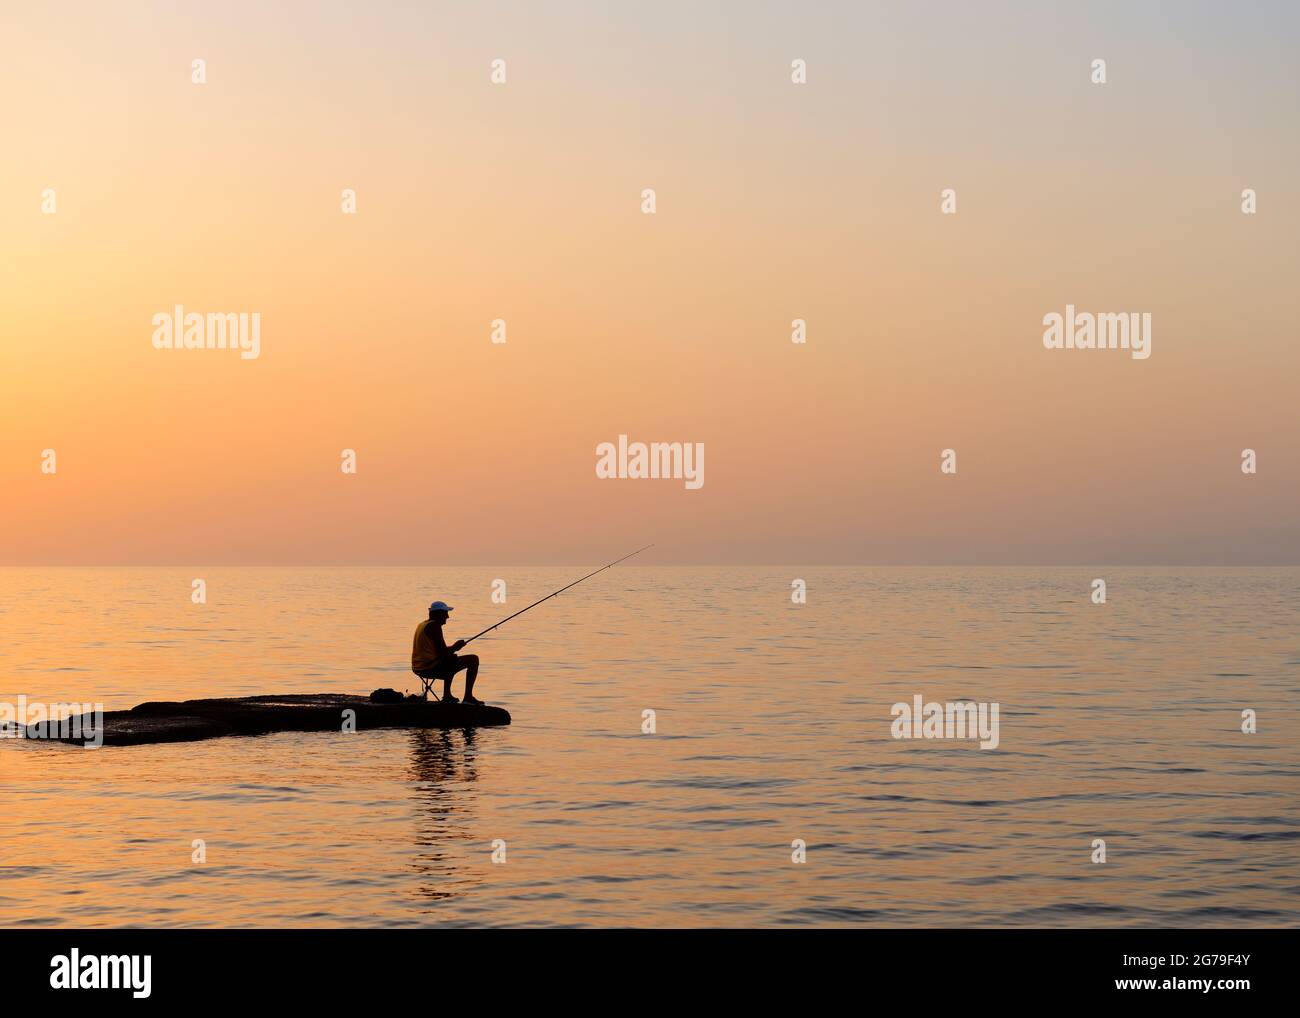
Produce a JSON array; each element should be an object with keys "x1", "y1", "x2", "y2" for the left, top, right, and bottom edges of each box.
[{"x1": 20, "y1": 693, "x2": 511, "y2": 747}]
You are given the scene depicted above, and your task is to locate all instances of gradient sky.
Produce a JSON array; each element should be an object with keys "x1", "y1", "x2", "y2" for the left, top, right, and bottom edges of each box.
[{"x1": 2, "y1": 1, "x2": 1297, "y2": 564}]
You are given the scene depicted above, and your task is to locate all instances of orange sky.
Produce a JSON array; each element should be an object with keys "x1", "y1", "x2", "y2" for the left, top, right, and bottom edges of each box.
[{"x1": 2, "y1": 1, "x2": 1297, "y2": 564}]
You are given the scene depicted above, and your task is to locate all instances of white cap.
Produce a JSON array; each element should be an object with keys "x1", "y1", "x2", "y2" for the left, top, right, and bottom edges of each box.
[{"x1": 429, "y1": 601, "x2": 454, "y2": 614}]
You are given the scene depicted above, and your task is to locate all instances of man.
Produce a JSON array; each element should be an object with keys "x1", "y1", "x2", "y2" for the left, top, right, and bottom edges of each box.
[{"x1": 411, "y1": 601, "x2": 483, "y2": 705}]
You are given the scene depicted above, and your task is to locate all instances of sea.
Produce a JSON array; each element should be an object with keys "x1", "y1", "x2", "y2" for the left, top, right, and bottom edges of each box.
[{"x1": 1, "y1": 566, "x2": 1296, "y2": 927}]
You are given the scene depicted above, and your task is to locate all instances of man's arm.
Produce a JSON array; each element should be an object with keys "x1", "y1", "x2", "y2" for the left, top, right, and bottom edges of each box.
[{"x1": 432, "y1": 627, "x2": 465, "y2": 658}]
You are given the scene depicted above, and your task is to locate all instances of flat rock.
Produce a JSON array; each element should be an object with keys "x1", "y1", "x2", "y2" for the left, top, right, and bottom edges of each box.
[{"x1": 21, "y1": 693, "x2": 511, "y2": 747}]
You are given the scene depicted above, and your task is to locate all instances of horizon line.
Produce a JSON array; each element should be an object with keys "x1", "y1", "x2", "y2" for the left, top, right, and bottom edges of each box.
[{"x1": 2, "y1": 562, "x2": 1297, "y2": 569}]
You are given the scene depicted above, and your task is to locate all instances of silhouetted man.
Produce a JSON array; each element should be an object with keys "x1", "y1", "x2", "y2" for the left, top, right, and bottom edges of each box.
[{"x1": 412, "y1": 601, "x2": 483, "y2": 705}]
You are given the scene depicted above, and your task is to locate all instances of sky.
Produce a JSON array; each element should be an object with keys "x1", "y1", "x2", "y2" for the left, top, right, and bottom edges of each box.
[{"x1": 1, "y1": 0, "x2": 1297, "y2": 564}]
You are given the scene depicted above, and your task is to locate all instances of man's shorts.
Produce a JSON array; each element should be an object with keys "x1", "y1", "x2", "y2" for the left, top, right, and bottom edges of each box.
[{"x1": 414, "y1": 655, "x2": 460, "y2": 680}]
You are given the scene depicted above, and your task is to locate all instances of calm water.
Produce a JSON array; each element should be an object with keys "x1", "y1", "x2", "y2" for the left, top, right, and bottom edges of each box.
[{"x1": 1, "y1": 566, "x2": 1297, "y2": 927}]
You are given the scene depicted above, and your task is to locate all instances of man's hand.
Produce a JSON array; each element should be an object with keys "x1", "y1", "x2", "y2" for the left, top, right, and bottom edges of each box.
[{"x1": 451, "y1": 640, "x2": 466, "y2": 653}]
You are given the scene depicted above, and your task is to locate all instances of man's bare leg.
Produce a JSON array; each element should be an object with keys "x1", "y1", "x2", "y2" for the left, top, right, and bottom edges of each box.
[{"x1": 462, "y1": 655, "x2": 480, "y2": 702}]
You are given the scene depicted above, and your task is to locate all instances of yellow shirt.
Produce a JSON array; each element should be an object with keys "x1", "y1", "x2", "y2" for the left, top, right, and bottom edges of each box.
[{"x1": 411, "y1": 619, "x2": 445, "y2": 672}]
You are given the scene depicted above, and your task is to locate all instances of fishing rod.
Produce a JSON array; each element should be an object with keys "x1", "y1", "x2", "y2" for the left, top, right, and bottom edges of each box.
[{"x1": 459, "y1": 544, "x2": 654, "y2": 647}]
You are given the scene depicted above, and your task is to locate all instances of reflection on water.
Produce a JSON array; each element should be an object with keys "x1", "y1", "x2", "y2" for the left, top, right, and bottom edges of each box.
[
  {"x1": 0, "y1": 566, "x2": 1297, "y2": 927},
  {"x1": 409, "y1": 728, "x2": 482, "y2": 904}
]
